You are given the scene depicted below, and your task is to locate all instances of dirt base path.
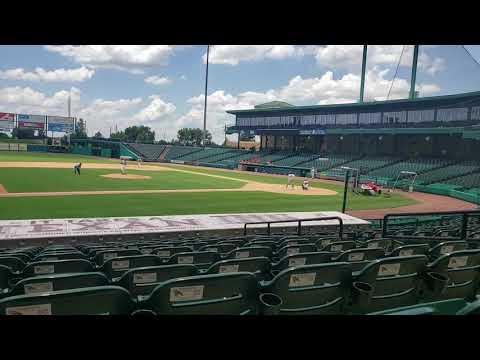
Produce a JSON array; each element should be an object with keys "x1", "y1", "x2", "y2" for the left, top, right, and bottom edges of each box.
[
  {"x1": 347, "y1": 191, "x2": 478, "y2": 220},
  {"x1": 0, "y1": 184, "x2": 6, "y2": 194}
]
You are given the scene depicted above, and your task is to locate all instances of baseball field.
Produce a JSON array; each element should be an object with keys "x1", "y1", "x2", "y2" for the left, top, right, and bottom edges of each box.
[{"x1": 0, "y1": 151, "x2": 419, "y2": 220}]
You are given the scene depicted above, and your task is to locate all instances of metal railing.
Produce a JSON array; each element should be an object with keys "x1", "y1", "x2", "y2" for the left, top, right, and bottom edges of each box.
[
  {"x1": 243, "y1": 216, "x2": 344, "y2": 238},
  {"x1": 382, "y1": 209, "x2": 480, "y2": 241}
]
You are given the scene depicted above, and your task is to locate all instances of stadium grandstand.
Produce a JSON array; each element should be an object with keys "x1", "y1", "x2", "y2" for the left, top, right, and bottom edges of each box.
[{"x1": 2, "y1": 45, "x2": 480, "y2": 316}]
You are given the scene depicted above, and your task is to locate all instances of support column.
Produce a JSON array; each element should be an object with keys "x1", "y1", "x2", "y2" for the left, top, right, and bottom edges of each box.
[
  {"x1": 359, "y1": 45, "x2": 368, "y2": 103},
  {"x1": 409, "y1": 45, "x2": 419, "y2": 100}
]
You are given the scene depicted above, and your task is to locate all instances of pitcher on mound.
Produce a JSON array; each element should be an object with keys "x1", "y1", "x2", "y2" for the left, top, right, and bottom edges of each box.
[{"x1": 286, "y1": 173, "x2": 295, "y2": 190}]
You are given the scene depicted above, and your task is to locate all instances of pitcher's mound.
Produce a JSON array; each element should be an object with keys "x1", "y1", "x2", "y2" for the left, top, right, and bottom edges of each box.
[{"x1": 101, "y1": 173, "x2": 152, "y2": 180}]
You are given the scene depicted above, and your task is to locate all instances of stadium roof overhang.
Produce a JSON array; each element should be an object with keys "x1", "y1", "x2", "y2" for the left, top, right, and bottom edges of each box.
[{"x1": 226, "y1": 90, "x2": 480, "y2": 116}]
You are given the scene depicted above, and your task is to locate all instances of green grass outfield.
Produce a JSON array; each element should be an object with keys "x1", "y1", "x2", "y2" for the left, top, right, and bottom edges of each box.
[
  {"x1": 0, "y1": 151, "x2": 117, "y2": 163},
  {"x1": 0, "y1": 151, "x2": 417, "y2": 219}
]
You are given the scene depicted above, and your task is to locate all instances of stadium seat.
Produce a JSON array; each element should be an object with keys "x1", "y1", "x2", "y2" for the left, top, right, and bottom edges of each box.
[
  {"x1": 206, "y1": 257, "x2": 271, "y2": 280},
  {"x1": 319, "y1": 241, "x2": 357, "y2": 253},
  {"x1": 261, "y1": 263, "x2": 352, "y2": 315},
  {"x1": 145, "y1": 272, "x2": 259, "y2": 315},
  {"x1": 199, "y1": 243, "x2": 238, "y2": 255},
  {"x1": 423, "y1": 249, "x2": 480, "y2": 301},
  {"x1": 362, "y1": 238, "x2": 393, "y2": 252},
  {"x1": 166, "y1": 251, "x2": 221, "y2": 270},
  {"x1": 333, "y1": 248, "x2": 386, "y2": 273},
  {"x1": 0, "y1": 265, "x2": 13, "y2": 296},
  {"x1": 35, "y1": 252, "x2": 88, "y2": 261},
  {"x1": 368, "y1": 298, "x2": 471, "y2": 315},
  {"x1": 100, "y1": 255, "x2": 163, "y2": 281},
  {"x1": 274, "y1": 244, "x2": 317, "y2": 260},
  {"x1": 387, "y1": 244, "x2": 429, "y2": 257},
  {"x1": 272, "y1": 252, "x2": 334, "y2": 273},
  {"x1": 22, "y1": 259, "x2": 94, "y2": 277},
  {"x1": 428, "y1": 241, "x2": 469, "y2": 259},
  {"x1": 93, "y1": 249, "x2": 142, "y2": 265},
  {"x1": 0, "y1": 257, "x2": 27, "y2": 273},
  {"x1": 1, "y1": 253, "x2": 31, "y2": 263},
  {"x1": 225, "y1": 246, "x2": 272, "y2": 259},
  {"x1": 8, "y1": 272, "x2": 109, "y2": 296},
  {"x1": 153, "y1": 246, "x2": 193, "y2": 259},
  {"x1": 0, "y1": 286, "x2": 135, "y2": 315},
  {"x1": 353, "y1": 255, "x2": 429, "y2": 313},
  {"x1": 116, "y1": 264, "x2": 199, "y2": 301}
]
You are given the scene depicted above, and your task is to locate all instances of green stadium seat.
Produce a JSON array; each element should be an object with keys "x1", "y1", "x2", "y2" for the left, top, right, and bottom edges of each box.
[
  {"x1": 206, "y1": 257, "x2": 271, "y2": 280},
  {"x1": 1, "y1": 253, "x2": 31, "y2": 263},
  {"x1": 93, "y1": 249, "x2": 142, "y2": 265},
  {"x1": 387, "y1": 244, "x2": 429, "y2": 257},
  {"x1": 244, "y1": 240, "x2": 276, "y2": 250},
  {"x1": 100, "y1": 255, "x2": 163, "y2": 281},
  {"x1": 423, "y1": 249, "x2": 480, "y2": 301},
  {"x1": 273, "y1": 252, "x2": 333, "y2": 273},
  {"x1": 35, "y1": 252, "x2": 88, "y2": 261},
  {"x1": 0, "y1": 265, "x2": 14, "y2": 296},
  {"x1": 274, "y1": 244, "x2": 317, "y2": 260},
  {"x1": 22, "y1": 259, "x2": 94, "y2": 277},
  {"x1": 166, "y1": 251, "x2": 221, "y2": 270},
  {"x1": 226, "y1": 246, "x2": 272, "y2": 259},
  {"x1": 278, "y1": 238, "x2": 314, "y2": 249},
  {"x1": 0, "y1": 286, "x2": 134, "y2": 315},
  {"x1": 180, "y1": 241, "x2": 209, "y2": 251},
  {"x1": 319, "y1": 241, "x2": 356, "y2": 253},
  {"x1": 0, "y1": 257, "x2": 26, "y2": 273},
  {"x1": 363, "y1": 238, "x2": 393, "y2": 252},
  {"x1": 368, "y1": 298, "x2": 470, "y2": 315},
  {"x1": 333, "y1": 248, "x2": 386, "y2": 273},
  {"x1": 153, "y1": 246, "x2": 193, "y2": 259},
  {"x1": 145, "y1": 272, "x2": 259, "y2": 315},
  {"x1": 117, "y1": 264, "x2": 198, "y2": 301},
  {"x1": 428, "y1": 241, "x2": 469, "y2": 259},
  {"x1": 199, "y1": 243, "x2": 238, "y2": 254},
  {"x1": 353, "y1": 255, "x2": 429, "y2": 313},
  {"x1": 261, "y1": 263, "x2": 352, "y2": 315},
  {"x1": 8, "y1": 272, "x2": 109, "y2": 296}
]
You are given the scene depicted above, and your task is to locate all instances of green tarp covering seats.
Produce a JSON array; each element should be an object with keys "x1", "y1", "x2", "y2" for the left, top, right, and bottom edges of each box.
[
  {"x1": 333, "y1": 248, "x2": 385, "y2": 273},
  {"x1": 423, "y1": 249, "x2": 480, "y2": 301},
  {"x1": 8, "y1": 272, "x2": 109, "y2": 296},
  {"x1": 273, "y1": 252, "x2": 333, "y2": 272},
  {"x1": 22, "y1": 259, "x2": 94, "y2": 277},
  {"x1": 146, "y1": 272, "x2": 259, "y2": 315},
  {"x1": 116, "y1": 264, "x2": 198, "y2": 301},
  {"x1": 261, "y1": 262, "x2": 352, "y2": 315},
  {"x1": 100, "y1": 255, "x2": 163, "y2": 281},
  {"x1": 353, "y1": 255, "x2": 428, "y2": 313},
  {"x1": 0, "y1": 257, "x2": 27, "y2": 273},
  {"x1": 206, "y1": 257, "x2": 271, "y2": 280},
  {"x1": 226, "y1": 246, "x2": 272, "y2": 260},
  {"x1": 93, "y1": 249, "x2": 141, "y2": 265},
  {"x1": 0, "y1": 286, "x2": 134, "y2": 315}
]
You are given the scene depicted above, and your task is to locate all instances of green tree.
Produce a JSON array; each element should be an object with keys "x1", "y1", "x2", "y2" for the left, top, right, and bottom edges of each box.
[
  {"x1": 110, "y1": 125, "x2": 155, "y2": 143},
  {"x1": 72, "y1": 118, "x2": 88, "y2": 139},
  {"x1": 12, "y1": 128, "x2": 35, "y2": 139},
  {"x1": 177, "y1": 128, "x2": 212, "y2": 146},
  {"x1": 94, "y1": 131, "x2": 103, "y2": 139}
]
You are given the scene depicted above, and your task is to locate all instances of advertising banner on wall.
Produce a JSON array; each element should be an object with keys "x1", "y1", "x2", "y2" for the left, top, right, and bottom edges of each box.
[
  {"x1": 0, "y1": 113, "x2": 15, "y2": 130},
  {"x1": 47, "y1": 116, "x2": 74, "y2": 133},
  {"x1": 17, "y1": 114, "x2": 45, "y2": 129}
]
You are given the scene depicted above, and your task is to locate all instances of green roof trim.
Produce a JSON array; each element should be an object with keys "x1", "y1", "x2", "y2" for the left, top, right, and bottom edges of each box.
[
  {"x1": 254, "y1": 101, "x2": 294, "y2": 109},
  {"x1": 226, "y1": 90, "x2": 480, "y2": 115}
]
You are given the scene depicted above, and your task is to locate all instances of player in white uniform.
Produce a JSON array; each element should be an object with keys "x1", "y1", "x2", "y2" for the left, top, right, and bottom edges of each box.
[{"x1": 287, "y1": 173, "x2": 295, "y2": 190}]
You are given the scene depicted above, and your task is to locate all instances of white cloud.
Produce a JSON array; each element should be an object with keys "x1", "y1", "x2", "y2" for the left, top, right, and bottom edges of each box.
[
  {"x1": 0, "y1": 66, "x2": 94, "y2": 83},
  {"x1": 205, "y1": 45, "x2": 302, "y2": 65},
  {"x1": 144, "y1": 75, "x2": 171, "y2": 86},
  {"x1": 180, "y1": 75, "x2": 187, "y2": 80},
  {"x1": 418, "y1": 51, "x2": 446, "y2": 76},
  {"x1": 44, "y1": 45, "x2": 179, "y2": 73}
]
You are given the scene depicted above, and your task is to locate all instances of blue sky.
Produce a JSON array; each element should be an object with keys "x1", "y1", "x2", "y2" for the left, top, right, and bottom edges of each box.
[{"x1": 1, "y1": 45, "x2": 479, "y2": 143}]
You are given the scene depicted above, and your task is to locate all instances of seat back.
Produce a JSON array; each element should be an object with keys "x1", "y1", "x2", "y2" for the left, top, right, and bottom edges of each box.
[
  {"x1": 355, "y1": 255, "x2": 428, "y2": 313},
  {"x1": 274, "y1": 252, "x2": 333, "y2": 272},
  {"x1": 428, "y1": 241, "x2": 468, "y2": 258},
  {"x1": 117, "y1": 264, "x2": 198, "y2": 301},
  {"x1": 334, "y1": 248, "x2": 385, "y2": 273},
  {"x1": 167, "y1": 251, "x2": 221, "y2": 270},
  {"x1": 153, "y1": 246, "x2": 193, "y2": 259},
  {"x1": 427, "y1": 249, "x2": 480, "y2": 301},
  {"x1": 0, "y1": 286, "x2": 134, "y2": 315},
  {"x1": 388, "y1": 244, "x2": 429, "y2": 257},
  {"x1": 9, "y1": 272, "x2": 109, "y2": 296},
  {"x1": 23, "y1": 259, "x2": 94, "y2": 277},
  {"x1": 101, "y1": 255, "x2": 162, "y2": 281},
  {"x1": 364, "y1": 238, "x2": 392, "y2": 252},
  {"x1": 264, "y1": 262, "x2": 352, "y2": 315},
  {"x1": 0, "y1": 257, "x2": 26, "y2": 273},
  {"x1": 147, "y1": 272, "x2": 259, "y2": 315},
  {"x1": 319, "y1": 241, "x2": 356, "y2": 253},
  {"x1": 275, "y1": 244, "x2": 317, "y2": 259},
  {"x1": 0, "y1": 265, "x2": 13, "y2": 293},
  {"x1": 226, "y1": 246, "x2": 272, "y2": 260},
  {"x1": 368, "y1": 298, "x2": 469, "y2": 315},
  {"x1": 93, "y1": 249, "x2": 141, "y2": 265},
  {"x1": 35, "y1": 252, "x2": 87, "y2": 261},
  {"x1": 206, "y1": 257, "x2": 271, "y2": 280},
  {"x1": 200, "y1": 243, "x2": 237, "y2": 254}
]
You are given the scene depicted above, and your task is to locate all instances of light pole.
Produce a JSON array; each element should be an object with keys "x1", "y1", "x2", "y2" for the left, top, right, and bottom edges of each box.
[
  {"x1": 340, "y1": 166, "x2": 358, "y2": 213},
  {"x1": 202, "y1": 45, "x2": 210, "y2": 148}
]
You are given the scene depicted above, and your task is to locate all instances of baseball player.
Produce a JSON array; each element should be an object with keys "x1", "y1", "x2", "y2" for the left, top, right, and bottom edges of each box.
[
  {"x1": 286, "y1": 173, "x2": 295, "y2": 190},
  {"x1": 73, "y1": 162, "x2": 82, "y2": 175}
]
